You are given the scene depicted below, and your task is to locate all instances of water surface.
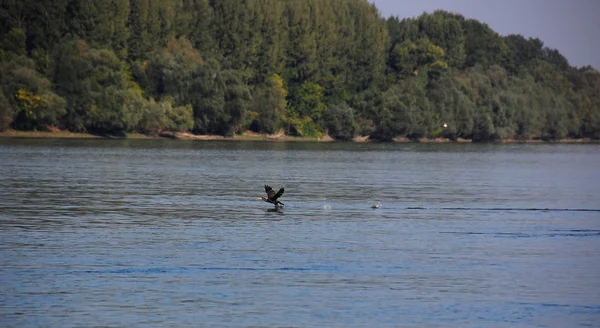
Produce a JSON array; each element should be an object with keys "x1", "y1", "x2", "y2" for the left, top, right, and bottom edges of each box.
[{"x1": 1, "y1": 139, "x2": 599, "y2": 327}]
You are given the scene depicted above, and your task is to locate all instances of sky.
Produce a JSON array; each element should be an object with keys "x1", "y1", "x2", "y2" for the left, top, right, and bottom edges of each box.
[{"x1": 369, "y1": 0, "x2": 600, "y2": 70}]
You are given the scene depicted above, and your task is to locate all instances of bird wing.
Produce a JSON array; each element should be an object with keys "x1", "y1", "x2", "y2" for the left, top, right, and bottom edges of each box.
[
  {"x1": 264, "y1": 185, "x2": 276, "y2": 199},
  {"x1": 272, "y1": 187, "x2": 284, "y2": 201}
]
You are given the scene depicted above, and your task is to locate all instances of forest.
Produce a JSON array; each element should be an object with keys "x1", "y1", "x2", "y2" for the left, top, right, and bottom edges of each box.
[{"x1": 1, "y1": 0, "x2": 599, "y2": 141}]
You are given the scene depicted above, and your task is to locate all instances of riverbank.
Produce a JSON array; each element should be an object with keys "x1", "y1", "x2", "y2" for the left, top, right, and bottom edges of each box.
[
  {"x1": 0, "y1": 129, "x2": 330, "y2": 142},
  {"x1": 159, "y1": 131, "x2": 334, "y2": 142},
  {"x1": 0, "y1": 129, "x2": 597, "y2": 143}
]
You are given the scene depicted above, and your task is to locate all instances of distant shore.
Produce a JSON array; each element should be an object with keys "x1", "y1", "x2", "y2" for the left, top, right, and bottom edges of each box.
[
  {"x1": 0, "y1": 129, "x2": 597, "y2": 144},
  {"x1": 0, "y1": 130, "x2": 330, "y2": 142}
]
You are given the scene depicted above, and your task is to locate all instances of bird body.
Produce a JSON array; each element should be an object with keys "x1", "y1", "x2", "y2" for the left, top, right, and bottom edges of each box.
[{"x1": 259, "y1": 185, "x2": 285, "y2": 207}]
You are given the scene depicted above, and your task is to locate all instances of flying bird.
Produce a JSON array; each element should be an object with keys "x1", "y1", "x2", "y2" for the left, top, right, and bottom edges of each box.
[{"x1": 259, "y1": 185, "x2": 285, "y2": 207}]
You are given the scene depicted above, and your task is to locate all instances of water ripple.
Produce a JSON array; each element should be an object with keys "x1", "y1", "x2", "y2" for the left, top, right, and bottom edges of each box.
[{"x1": 1, "y1": 140, "x2": 600, "y2": 327}]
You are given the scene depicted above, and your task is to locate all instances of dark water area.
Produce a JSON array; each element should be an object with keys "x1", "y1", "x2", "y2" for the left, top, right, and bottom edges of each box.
[{"x1": 1, "y1": 139, "x2": 599, "y2": 327}]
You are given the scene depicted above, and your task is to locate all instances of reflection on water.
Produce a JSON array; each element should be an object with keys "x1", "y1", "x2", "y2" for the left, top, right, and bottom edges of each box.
[{"x1": 1, "y1": 139, "x2": 600, "y2": 327}]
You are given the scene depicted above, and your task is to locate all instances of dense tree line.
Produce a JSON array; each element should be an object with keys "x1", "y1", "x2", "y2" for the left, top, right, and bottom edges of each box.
[{"x1": 1, "y1": 0, "x2": 598, "y2": 140}]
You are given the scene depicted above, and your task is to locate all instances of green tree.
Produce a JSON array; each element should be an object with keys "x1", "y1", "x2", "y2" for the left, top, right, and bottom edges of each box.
[
  {"x1": 138, "y1": 98, "x2": 193, "y2": 134},
  {"x1": 250, "y1": 73, "x2": 287, "y2": 134},
  {"x1": 390, "y1": 38, "x2": 447, "y2": 81},
  {"x1": 0, "y1": 28, "x2": 26, "y2": 62},
  {"x1": 323, "y1": 102, "x2": 356, "y2": 140},
  {"x1": 463, "y1": 19, "x2": 508, "y2": 68},
  {"x1": 503, "y1": 35, "x2": 543, "y2": 74},
  {"x1": 416, "y1": 10, "x2": 466, "y2": 68},
  {"x1": 0, "y1": 88, "x2": 12, "y2": 131},
  {"x1": 0, "y1": 0, "x2": 598, "y2": 140},
  {"x1": 51, "y1": 40, "x2": 144, "y2": 133},
  {"x1": 0, "y1": 56, "x2": 66, "y2": 130},
  {"x1": 143, "y1": 36, "x2": 203, "y2": 105}
]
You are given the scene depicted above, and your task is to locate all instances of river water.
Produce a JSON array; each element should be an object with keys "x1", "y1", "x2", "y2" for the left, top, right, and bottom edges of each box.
[{"x1": 1, "y1": 139, "x2": 599, "y2": 327}]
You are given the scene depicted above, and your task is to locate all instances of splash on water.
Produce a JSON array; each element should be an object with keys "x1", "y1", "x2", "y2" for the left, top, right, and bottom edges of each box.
[{"x1": 371, "y1": 201, "x2": 382, "y2": 209}]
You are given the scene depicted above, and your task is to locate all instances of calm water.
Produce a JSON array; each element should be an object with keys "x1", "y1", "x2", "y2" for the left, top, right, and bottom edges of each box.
[{"x1": 1, "y1": 139, "x2": 599, "y2": 327}]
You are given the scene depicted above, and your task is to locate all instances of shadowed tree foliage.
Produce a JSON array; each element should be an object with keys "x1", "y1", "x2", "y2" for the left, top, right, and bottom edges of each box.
[
  {"x1": 0, "y1": 87, "x2": 12, "y2": 130},
  {"x1": 0, "y1": 2, "x2": 597, "y2": 140},
  {"x1": 323, "y1": 102, "x2": 357, "y2": 140},
  {"x1": 0, "y1": 56, "x2": 66, "y2": 131},
  {"x1": 250, "y1": 73, "x2": 287, "y2": 134},
  {"x1": 50, "y1": 40, "x2": 143, "y2": 133},
  {"x1": 137, "y1": 98, "x2": 193, "y2": 135}
]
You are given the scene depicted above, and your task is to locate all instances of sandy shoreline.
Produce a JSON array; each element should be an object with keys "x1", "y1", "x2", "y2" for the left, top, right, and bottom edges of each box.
[{"x1": 0, "y1": 130, "x2": 597, "y2": 144}]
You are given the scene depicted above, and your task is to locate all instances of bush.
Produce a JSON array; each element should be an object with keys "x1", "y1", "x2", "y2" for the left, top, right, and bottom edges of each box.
[{"x1": 324, "y1": 102, "x2": 357, "y2": 140}]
